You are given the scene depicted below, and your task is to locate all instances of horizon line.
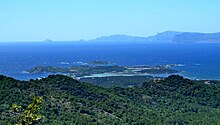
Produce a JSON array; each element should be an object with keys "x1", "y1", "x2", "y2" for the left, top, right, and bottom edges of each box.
[{"x1": 0, "y1": 30, "x2": 220, "y2": 43}]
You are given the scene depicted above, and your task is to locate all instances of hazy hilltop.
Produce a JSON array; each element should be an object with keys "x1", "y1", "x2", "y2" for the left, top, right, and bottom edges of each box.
[
  {"x1": 86, "y1": 31, "x2": 220, "y2": 43},
  {"x1": 146, "y1": 31, "x2": 182, "y2": 43},
  {"x1": 173, "y1": 32, "x2": 220, "y2": 43},
  {"x1": 89, "y1": 34, "x2": 147, "y2": 42}
]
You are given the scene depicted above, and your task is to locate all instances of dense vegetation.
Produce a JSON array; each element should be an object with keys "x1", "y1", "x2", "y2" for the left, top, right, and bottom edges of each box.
[
  {"x1": 80, "y1": 76, "x2": 153, "y2": 88},
  {"x1": 0, "y1": 75, "x2": 220, "y2": 124}
]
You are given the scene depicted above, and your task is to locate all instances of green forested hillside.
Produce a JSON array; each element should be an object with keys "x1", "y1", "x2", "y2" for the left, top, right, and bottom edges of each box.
[
  {"x1": 80, "y1": 76, "x2": 153, "y2": 88},
  {"x1": 0, "y1": 75, "x2": 220, "y2": 125}
]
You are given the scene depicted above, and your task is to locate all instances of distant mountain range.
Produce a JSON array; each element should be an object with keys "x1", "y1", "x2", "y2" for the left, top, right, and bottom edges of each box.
[
  {"x1": 173, "y1": 32, "x2": 220, "y2": 43},
  {"x1": 89, "y1": 35, "x2": 148, "y2": 42},
  {"x1": 86, "y1": 31, "x2": 220, "y2": 43}
]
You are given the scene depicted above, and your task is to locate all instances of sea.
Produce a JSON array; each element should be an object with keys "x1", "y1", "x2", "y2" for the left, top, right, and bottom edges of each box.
[{"x1": 0, "y1": 41, "x2": 220, "y2": 80}]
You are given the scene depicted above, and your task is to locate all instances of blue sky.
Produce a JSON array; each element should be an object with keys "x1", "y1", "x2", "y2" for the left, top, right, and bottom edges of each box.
[{"x1": 0, "y1": 0, "x2": 220, "y2": 41}]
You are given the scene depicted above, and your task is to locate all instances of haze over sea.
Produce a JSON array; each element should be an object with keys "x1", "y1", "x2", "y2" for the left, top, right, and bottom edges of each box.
[{"x1": 0, "y1": 42, "x2": 220, "y2": 80}]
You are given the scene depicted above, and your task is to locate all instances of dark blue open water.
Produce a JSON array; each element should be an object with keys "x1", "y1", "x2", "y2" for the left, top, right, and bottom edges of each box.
[{"x1": 0, "y1": 42, "x2": 220, "y2": 80}]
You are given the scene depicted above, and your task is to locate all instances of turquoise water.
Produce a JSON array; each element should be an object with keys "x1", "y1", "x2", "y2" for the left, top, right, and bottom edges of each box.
[{"x1": 0, "y1": 42, "x2": 220, "y2": 80}]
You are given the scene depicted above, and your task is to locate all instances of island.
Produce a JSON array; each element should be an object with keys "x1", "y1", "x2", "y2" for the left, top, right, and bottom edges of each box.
[{"x1": 27, "y1": 61, "x2": 178, "y2": 79}]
